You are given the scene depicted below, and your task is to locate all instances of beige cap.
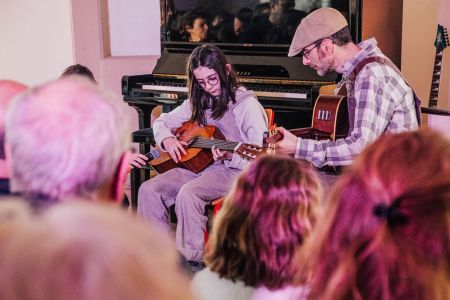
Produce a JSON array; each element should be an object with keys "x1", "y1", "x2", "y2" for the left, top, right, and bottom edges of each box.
[{"x1": 288, "y1": 7, "x2": 348, "y2": 57}]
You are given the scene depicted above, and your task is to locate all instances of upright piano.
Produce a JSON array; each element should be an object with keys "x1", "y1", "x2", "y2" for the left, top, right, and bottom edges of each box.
[{"x1": 122, "y1": 42, "x2": 339, "y2": 131}]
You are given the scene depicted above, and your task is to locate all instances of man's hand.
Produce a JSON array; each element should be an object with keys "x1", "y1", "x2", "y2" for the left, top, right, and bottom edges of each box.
[
  {"x1": 274, "y1": 127, "x2": 298, "y2": 155},
  {"x1": 211, "y1": 146, "x2": 232, "y2": 161},
  {"x1": 162, "y1": 137, "x2": 187, "y2": 163}
]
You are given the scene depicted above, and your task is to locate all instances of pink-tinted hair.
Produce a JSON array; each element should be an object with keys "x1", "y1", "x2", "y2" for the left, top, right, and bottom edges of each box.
[
  {"x1": 300, "y1": 129, "x2": 450, "y2": 300},
  {"x1": 206, "y1": 154, "x2": 322, "y2": 289}
]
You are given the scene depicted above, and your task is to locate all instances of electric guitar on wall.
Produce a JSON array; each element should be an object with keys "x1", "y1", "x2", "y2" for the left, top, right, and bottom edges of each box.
[{"x1": 429, "y1": 24, "x2": 449, "y2": 108}]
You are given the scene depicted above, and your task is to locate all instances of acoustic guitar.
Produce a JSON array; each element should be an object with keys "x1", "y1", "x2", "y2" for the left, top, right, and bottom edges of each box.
[
  {"x1": 265, "y1": 92, "x2": 349, "y2": 144},
  {"x1": 263, "y1": 88, "x2": 349, "y2": 174},
  {"x1": 149, "y1": 121, "x2": 270, "y2": 174}
]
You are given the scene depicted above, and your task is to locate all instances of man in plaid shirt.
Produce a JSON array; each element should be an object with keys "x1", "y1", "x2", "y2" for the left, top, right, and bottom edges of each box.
[{"x1": 275, "y1": 8, "x2": 420, "y2": 172}]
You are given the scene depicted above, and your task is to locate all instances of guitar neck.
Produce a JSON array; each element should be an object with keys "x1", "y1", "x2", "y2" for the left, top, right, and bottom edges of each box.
[
  {"x1": 188, "y1": 137, "x2": 239, "y2": 152},
  {"x1": 429, "y1": 48, "x2": 443, "y2": 108}
]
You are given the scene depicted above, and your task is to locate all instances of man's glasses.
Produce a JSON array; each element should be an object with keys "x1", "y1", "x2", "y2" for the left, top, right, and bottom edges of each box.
[
  {"x1": 196, "y1": 75, "x2": 219, "y2": 89},
  {"x1": 301, "y1": 39, "x2": 324, "y2": 60}
]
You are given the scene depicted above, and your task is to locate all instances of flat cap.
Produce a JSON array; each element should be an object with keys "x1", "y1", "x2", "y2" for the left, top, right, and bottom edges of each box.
[{"x1": 288, "y1": 7, "x2": 348, "y2": 57}]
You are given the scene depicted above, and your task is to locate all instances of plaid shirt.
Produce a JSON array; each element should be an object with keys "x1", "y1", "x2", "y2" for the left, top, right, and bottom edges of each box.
[{"x1": 295, "y1": 38, "x2": 419, "y2": 167}]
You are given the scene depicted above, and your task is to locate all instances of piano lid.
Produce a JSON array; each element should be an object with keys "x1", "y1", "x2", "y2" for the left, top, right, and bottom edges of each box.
[{"x1": 153, "y1": 42, "x2": 339, "y2": 84}]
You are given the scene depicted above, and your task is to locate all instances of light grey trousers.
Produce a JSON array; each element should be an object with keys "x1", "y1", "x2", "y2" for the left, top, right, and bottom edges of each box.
[{"x1": 137, "y1": 161, "x2": 240, "y2": 262}]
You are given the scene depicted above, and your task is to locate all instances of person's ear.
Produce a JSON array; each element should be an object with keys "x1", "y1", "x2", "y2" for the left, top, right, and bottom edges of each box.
[
  {"x1": 322, "y1": 39, "x2": 335, "y2": 55},
  {"x1": 110, "y1": 151, "x2": 131, "y2": 203},
  {"x1": 225, "y1": 64, "x2": 232, "y2": 75}
]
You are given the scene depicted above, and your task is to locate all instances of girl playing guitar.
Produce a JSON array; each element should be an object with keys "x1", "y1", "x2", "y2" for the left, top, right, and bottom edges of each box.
[{"x1": 137, "y1": 45, "x2": 268, "y2": 271}]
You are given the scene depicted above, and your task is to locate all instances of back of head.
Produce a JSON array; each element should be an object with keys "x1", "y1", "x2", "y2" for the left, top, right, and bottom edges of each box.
[
  {"x1": 302, "y1": 129, "x2": 450, "y2": 300},
  {"x1": 61, "y1": 64, "x2": 96, "y2": 83},
  {"x1": 0, "y1": 201, "x2": 194, "y2": 300},
  {"x1": 5, "y1": 77, "x2": 130, "y2": 202},
  {"x1": 270, "y1": 0, "x2": 295, "y2": 10},
  {"x1": 236, "y1": 7, "x2": 253, "y2": 24},
  {"x1": 206, "y1": 155, "x2": 322, "y2": 289}
]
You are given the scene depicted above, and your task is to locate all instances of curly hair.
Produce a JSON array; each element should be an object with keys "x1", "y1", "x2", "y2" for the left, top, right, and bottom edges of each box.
[
  {"x1": 300, "y1": 129, "x2": 450, "y2": 300},
  {"x1": 205, "y1": 155, "x2": 322, "y2": 289}
]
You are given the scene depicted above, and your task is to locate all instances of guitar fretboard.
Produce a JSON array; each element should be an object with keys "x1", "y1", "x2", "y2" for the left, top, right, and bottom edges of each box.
[
  {"x1": 429, "y1": 50, "x2": 443, "y2": 108},
  {"x1": 188, "y1": 137, "x2": 239, "y2": 151}
]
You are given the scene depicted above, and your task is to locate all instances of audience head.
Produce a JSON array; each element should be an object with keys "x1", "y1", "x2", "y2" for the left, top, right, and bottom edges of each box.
[
  {"x1": 269, "y1": 0, "x2": 295, "y2": 25},
  {"x1": 5, "y1": 77, "x2": 131, "y2": 204},
  {"x1": 0, "y1": 80, "x2": 27, "y2": 164},
  {"x1": 182, "y1": 10, "x2": 210, "y2": 42},
  {"x1": 254, "y1": 2, "x2": 271, "y2": 17},
  {"x1": 187, "y1": 45, "x2": 238, "y2": 124},
  {"x1": 301, "y1": 129, "x2": 450, "y2": 300},
  {"x1": 0, "y1": 201, "x2": 194, "y2": 300},
  {"x1": 61, "y1": 64, "x2": 97, "y2": 83},
  {"x1": 212, "y1": 10, "x2": 232, "y2": 28},
  {"x1": 206, "y1": 155, "x2": 322, "y2": 289},
  {"x1": 233, "y1": 7, "x2": 253, "y2": 36}
]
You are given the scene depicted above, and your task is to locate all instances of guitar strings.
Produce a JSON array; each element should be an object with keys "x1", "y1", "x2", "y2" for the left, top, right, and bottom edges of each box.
[{"x1": 189, "y1": 137, "x2": 237, "y2": 151}]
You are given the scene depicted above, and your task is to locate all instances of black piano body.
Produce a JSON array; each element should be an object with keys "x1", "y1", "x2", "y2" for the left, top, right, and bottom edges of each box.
[{"x1": 122, "y1": 42, "x2": 339, "y2": 132}]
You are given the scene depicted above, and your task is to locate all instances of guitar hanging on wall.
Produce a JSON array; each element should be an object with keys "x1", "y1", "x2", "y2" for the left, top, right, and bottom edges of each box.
[{"x1": 429, "y1": 24, "x2": 449, "y2": 108}]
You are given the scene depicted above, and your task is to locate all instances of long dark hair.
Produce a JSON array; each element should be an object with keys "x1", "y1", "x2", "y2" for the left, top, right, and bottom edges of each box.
[{"x1": 187, "y1": 45, "x2": 238, "y2": 125}]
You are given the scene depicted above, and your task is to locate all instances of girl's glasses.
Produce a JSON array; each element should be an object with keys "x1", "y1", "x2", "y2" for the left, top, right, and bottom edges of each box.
[{"x1": 197, "y1": 75, "x2": 219, "y2": 88}]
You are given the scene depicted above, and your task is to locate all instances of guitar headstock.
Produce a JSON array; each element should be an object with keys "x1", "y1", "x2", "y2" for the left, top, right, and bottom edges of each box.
[
  {"x1": 235, "y1": 144, "x2": 273, "y2": 160},
  {"x1": 435, "y1": 24, "x2": 449, "y2": 52},
  {"x1": 263, "y1": 125, "x2": 283, "y2": 146}
]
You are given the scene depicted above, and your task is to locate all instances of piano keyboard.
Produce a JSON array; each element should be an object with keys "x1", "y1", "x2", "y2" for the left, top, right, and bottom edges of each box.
[
  {"x1": 142, "y1": 84, "x2": 187, "y2": 93},
  {"x1": 141, "y1": 84, "x2": 308, "y2": 100}
]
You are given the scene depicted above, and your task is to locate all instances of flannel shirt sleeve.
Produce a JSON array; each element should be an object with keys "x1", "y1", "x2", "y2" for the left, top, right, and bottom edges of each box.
[{"x1": 295, "y1": 71, "x2": 393, "y2": 167}]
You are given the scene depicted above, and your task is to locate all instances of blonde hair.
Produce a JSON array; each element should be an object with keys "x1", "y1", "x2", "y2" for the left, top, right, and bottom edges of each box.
[
  {"x1": 300, "y1": 129, "x2": 450, "y2": 300},
  {"x1": 0, "y1": 201, "x2": 194, "y2": 300}
]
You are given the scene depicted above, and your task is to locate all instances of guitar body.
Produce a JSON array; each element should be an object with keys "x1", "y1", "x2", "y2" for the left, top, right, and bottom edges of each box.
[
  {"x1": 149, "y1": 121, "x2": 225, "y2": 174},
  {"x1": 265, "y1": 94, "x2": 349, "y2": 143},
  {"x1": 264, "y1": 94, "x2": 349, "y2": 174},
  {"x1": 311, "y1": 94, "x2": 349, "y2": 140}
]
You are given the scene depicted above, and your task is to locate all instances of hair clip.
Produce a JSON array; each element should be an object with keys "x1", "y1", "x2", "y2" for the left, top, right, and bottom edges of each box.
[{"x1": 372, "y1": 202, "x2": 408, "y2": 227}]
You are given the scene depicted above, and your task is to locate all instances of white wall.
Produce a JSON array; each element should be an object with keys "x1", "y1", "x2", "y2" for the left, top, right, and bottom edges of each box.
[
  {"x1": 108, "y1": 0, "x2": 160, "y2": 56},
  {"x1": 0, "y1": 0, "x2": 74, "y2": 86}
]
